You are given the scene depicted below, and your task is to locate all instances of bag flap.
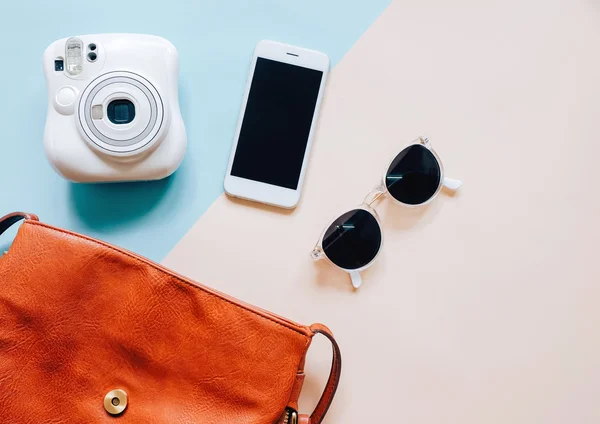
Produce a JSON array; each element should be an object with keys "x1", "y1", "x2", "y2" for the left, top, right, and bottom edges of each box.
[{"x1": 0, "y1": 219, "x2": 313, "y2": 423}]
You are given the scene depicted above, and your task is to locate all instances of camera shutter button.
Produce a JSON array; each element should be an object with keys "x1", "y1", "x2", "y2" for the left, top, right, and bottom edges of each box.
[{"x1": 54, "y1": 86, "x2": 79, "y2": 115}]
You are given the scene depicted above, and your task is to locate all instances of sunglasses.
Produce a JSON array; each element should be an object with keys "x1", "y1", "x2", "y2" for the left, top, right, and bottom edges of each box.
[{"x1": 311, "y1": 137, "x2": 462, "y2": 288}]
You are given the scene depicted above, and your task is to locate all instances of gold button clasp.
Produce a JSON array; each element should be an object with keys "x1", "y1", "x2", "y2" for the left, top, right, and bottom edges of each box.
[{"x1": 104, "y1": 389, "x2": 128, "y2": 415}]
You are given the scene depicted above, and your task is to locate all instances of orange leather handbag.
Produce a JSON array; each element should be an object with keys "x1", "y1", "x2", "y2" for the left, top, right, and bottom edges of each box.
[{"x1": 0, "y1": 212, "x2": 341, "y2": 424}]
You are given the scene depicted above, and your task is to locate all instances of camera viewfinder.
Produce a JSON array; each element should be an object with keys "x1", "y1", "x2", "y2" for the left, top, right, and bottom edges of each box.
[{"x1": 54, "y1": 59, "x2": 64, "y2": 72}]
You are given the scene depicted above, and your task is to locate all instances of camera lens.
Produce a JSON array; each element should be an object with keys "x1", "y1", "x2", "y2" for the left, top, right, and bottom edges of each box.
[
  {"x1": 107, "y1": 99, "x2": 136, "y2": 125},
  {"x1": 87, "y1": 52, "x2": 97, "y2": 62},
  {"x1": 88, "y1": 43, "x2": 97, "y2": 51}
]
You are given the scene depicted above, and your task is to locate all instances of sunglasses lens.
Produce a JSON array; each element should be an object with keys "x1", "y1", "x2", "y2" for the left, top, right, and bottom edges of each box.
[
  {"x1": 385, "y1": 144, "x2": 441, "y2": 205},
  {"x1": 322, "y1": 209, "x2": 382, "y2": 270}
]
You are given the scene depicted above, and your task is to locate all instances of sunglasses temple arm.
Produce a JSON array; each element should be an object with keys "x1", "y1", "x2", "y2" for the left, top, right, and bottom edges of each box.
[
  {"x1": 311, "y1": 246, "x2": 324, "y2": 261},
  {"x1": 443, "y1": 177, "x2": 463, "y2": 191},
  {"x1": 349, "y1": 271, "x2": 362, "y2": 289}
]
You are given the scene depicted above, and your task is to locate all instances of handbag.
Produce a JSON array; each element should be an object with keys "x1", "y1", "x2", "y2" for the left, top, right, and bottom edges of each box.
[{"x1": 0, "y1": 212, "x2": 341, "y2": 424}]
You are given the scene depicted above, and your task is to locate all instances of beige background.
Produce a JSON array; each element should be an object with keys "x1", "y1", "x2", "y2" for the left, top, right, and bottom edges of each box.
[{"x1": 164, "y1": 0, "x2": 600, "y2": 422}]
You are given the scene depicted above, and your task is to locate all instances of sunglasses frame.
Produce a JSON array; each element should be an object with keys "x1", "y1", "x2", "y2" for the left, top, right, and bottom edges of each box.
[
  {"x1": 311, "y1": 137, "x2": 462, "y2": 289},
  {"x1": 311, "y1": 203, "x2": 384, "y2": 289}
]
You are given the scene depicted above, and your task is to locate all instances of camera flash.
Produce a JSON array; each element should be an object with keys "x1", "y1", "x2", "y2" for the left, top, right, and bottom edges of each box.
[{"x1": 65, "y1": 37, "x2": 83, "y2": 76}]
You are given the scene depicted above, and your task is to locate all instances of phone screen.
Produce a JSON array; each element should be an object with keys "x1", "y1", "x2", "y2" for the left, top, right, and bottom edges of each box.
[{"x1": 231, "y1": 57, "x2": 323, "y2": 190}]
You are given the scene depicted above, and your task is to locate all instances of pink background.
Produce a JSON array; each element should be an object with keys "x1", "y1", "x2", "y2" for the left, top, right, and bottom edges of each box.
[{"x1": 165, "y1": 1, "x2": 600, "y2": 422}]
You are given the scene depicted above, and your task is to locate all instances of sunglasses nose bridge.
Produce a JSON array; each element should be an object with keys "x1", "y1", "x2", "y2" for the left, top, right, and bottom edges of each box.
[{"x1": 363, "y1": 185, "x2": 386, "y2": 206}]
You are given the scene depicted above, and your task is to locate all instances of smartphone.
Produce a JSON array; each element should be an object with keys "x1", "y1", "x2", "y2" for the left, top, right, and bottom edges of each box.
[{"x1": 224, "y1": 40, "x2": 330, "y2": 208}]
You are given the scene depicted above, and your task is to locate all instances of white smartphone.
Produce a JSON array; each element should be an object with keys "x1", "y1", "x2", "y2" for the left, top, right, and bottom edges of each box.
[{"x1": 224, "y1": 40, "x2": 330, "y2": 208}]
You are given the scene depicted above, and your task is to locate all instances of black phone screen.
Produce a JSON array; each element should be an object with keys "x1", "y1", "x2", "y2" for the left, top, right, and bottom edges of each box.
[{"x1": 230, "y1": 57, "x2": 323, "y2": 190}]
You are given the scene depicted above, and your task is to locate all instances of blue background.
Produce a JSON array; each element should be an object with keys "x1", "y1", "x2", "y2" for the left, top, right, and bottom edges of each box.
[{"x1": 0, "y1": 0, "x2": 390, "y2": 260}]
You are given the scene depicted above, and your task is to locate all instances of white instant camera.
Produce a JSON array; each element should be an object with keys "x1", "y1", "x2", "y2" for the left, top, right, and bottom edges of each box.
[{"x1": 43, "y1": 34, "x2": 187, "y2": 182}]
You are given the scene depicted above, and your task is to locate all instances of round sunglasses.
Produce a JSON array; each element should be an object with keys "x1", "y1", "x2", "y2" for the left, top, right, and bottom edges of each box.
[{"x1": 311, "y1": 137, "x2": 463, "y2": 288}]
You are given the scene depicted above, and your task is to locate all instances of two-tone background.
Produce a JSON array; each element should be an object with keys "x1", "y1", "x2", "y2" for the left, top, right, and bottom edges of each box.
[{"x1": 2, "y1": 1, "x2": 600, "y2": 422}]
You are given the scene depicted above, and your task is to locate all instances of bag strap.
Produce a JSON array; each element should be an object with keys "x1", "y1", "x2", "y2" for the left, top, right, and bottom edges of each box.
[
  {"x1": 306, "y1": 324, "x2": 342, "y2": 424},
  {"x1": 0, "y1": 212, "x2": 39, "y2": 237}
]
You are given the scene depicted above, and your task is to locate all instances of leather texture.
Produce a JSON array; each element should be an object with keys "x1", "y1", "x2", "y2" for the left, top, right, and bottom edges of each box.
[{"x1": 0, "y1": 213, "x2": 341, "y2": 423}]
